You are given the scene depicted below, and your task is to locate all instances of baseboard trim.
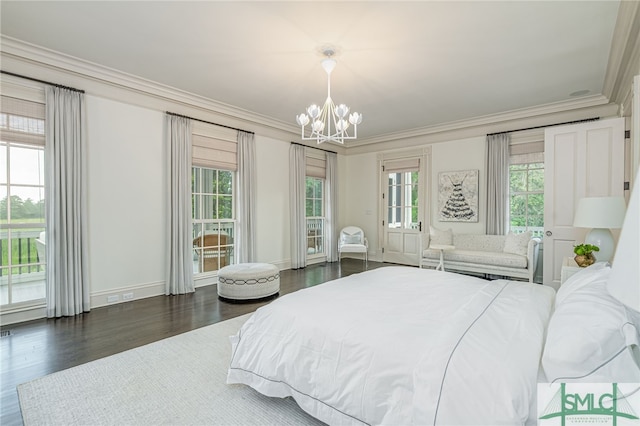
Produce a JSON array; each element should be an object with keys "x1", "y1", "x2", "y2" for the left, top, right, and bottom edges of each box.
[
  {"x1": 90, "y1": 281, "x2": 165, "y2": 308},
  {"x1": 2, "y1": 261, "x2": 296, "y2": 325},
  {"x1": 0, "y1": 305, "x2": 47, "y2": 326}
]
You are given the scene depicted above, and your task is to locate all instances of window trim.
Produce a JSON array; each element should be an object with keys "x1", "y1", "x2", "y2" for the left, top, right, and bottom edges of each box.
[
  {"x1": 191, "y1": 166, "x2": 236, "y2": 276},
  {"x1": 305, "y1": 176, "x2": 325, "y2": 260},
  {"x1": 508, "y1": 161, "x2": 544, "y2": 237}
]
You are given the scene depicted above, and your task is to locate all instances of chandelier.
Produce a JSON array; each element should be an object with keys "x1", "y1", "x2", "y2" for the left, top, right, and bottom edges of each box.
[{"x1": 296, "y1": 49, "x2": 362, "y2": 145}]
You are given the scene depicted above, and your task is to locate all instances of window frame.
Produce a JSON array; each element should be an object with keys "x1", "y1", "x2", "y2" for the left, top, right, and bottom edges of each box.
[
  {"x1": 305, "y1": 176, "x2": 325, "y2": 259},
  {"x1": 191, "y1": 165, "x2": 236, "y2": 275},
  {"x1": 508, "y1": 161, "x2": 544, "y2": 238},
  {"x1": 387, "y1": 170, "x2": 419, "y2": 230},
  {"x1": 1, "y1": 113, "x2": 46, "y2": 308}
]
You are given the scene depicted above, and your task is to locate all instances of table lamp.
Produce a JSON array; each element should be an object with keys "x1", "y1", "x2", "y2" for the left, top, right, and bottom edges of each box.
[{"x1": 573, "y1": 196, "x2": 627, "y2": 262}]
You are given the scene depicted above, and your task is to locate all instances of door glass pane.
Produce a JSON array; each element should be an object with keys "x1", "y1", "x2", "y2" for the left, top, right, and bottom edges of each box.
[{"x1": 387, "y1": 171, "x2": 419, "y2": 229}]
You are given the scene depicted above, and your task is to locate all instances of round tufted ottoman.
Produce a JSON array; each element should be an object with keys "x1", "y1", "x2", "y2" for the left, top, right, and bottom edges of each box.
[{"x1": 217, "y1": 263, "x2": 280, "y2": 301}]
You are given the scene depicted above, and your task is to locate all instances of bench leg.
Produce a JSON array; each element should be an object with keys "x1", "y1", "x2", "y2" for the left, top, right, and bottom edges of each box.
[{"x1": 436, "y1": 249, "x2": 445, "y2": 271}]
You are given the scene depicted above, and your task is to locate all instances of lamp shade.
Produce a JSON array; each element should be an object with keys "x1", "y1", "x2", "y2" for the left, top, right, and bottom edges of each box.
[{"x1": 573, "y1": 197, "x2": 627, "y2": 228}]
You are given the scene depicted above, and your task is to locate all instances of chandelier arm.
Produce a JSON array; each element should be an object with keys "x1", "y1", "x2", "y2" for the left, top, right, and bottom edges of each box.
[{"x1": 297, "y1": 51, "x2": 362, "y2": 145}]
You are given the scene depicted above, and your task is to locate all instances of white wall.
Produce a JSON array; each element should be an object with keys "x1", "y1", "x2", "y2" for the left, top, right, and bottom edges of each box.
[
  {"x1": 254, "y1": 135, "x2": 291, "y2": 267},
  {"x1": 86, "y1": 96, "x2": 166, "y2": 301},
  {"x1": 341, "y1": 153, "x2": 380, "y2": 257},
  {"x1": 343, "y1": 136, "x2": 487, "y2": 260},
  {"x1": 430, "y1": 136, "x2": 486, "y2": 234},
  {"x1": 84, "y1": 100, "x2": 297, "y2": 305}
]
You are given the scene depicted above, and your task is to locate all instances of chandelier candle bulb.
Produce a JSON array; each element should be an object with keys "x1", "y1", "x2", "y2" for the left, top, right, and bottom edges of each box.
[{"x1": 297, "y1": 48, "x2": 363, "y2": 145}]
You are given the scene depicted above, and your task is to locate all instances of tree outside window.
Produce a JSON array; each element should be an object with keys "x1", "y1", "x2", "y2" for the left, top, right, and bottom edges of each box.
[
  {"x1": 509, "y1": 162, "x2": 544, "y2": 237},
  {"x1": 1, "y1": 118, "x2": 46, "y2": 306},
  {"x1": 192, "y1": 167, "x2": 235, "y2": 273},
  {"x1": 306, "y1": 177, "x2": 324, "y2": 257}
]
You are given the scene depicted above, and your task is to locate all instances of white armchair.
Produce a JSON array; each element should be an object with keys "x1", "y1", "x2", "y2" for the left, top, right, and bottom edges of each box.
[{"x1": 338, "y1": 226, "x2": 368, "y2": 266}]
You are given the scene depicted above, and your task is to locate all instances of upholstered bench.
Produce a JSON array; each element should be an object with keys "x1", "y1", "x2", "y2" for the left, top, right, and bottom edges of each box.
[{"x1": 217, "y1": 263, "x2": 280, "y2": 301}]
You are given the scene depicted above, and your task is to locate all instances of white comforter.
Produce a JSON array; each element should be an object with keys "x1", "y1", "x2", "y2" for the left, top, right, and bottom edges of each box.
[{"x1": 227, "y1": 266, "x2": 555, "y2": 425}]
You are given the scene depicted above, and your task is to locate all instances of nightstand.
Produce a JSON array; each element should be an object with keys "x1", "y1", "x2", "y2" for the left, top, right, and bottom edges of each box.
[{"x1": 560, "y1": 257, "x2": 582, "y2": 285}]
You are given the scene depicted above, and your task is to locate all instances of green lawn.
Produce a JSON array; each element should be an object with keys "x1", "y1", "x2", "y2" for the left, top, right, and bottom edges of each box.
[{"x1": 1, "y1": 220, "x2": 44, "y2": 274}]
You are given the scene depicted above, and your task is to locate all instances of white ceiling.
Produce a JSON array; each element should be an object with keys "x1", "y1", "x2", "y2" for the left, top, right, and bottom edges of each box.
[{"x1": 0, "y1": 1, "x2": 622, "y2": 144}]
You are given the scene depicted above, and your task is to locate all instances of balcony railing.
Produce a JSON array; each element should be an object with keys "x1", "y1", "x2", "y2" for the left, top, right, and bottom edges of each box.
[
  {"x1": 0, "y1": 229, "x2": 46, "y2": 305},
  {"x1": 0, "y1": 230, "x2": 45, "y2": 276},
  {"x1": 306, "y1": 218, "x2": 325, "y2": 255},
  {"x1": 510, "y1": 226, "x2": 544, "y2": 239}
]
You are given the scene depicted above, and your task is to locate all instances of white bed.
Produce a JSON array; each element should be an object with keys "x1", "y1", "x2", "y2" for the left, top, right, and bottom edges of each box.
[
  {"x1": 226, "y1": 171, "x2": 640, "y2": 424},
  {"x1": 227, "y1": 267, "x2": 555, "y2": 425}
]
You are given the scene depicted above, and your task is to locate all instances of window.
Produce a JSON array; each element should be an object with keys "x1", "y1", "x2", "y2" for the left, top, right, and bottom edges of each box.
[
  {"x1": 306, "y1": 176, "x2": 324, "y2": 257},
  {"x1": 509, "y1": 161, "x2": 544, "y2": 237},
  {"x1": 387, "y1": 171, "x2": 419, "y2": 229},
  {"x1": 192, "y1": 167, "x2": 235, "y2": 273},
  {"x1": 0, "y1": 97, "x2": 46, "y2": 306}
]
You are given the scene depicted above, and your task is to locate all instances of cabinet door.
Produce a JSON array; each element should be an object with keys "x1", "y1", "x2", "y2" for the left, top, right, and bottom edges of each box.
[{"x1": 543, "y1": 118, "x2": 624, "y2": 289}]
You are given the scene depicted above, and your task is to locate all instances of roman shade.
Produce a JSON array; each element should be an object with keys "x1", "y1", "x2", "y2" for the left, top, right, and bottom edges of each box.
[
  {"x1": 306, "y1": 152, "x2": 326, "y2": 178},
  {"x1": 383, "y1": 158, "x2": 420, "y2": 174},
  {"x1": 510, "y1": 139, "x2": 544, "y2": 165},
  {"x1": 0, "y1": 95, "x2": 45, "y2": 146},
  {"x1": 192, "y1": 121, "x2": 237, "y2": 171}
]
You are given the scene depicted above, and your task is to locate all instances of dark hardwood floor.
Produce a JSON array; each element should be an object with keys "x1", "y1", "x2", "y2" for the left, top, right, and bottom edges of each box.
[{"x1": 0, "y1": 259, "x2": 387, "y2": 425}]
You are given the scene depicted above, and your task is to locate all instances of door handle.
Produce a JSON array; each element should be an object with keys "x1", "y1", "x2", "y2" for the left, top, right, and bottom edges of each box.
[
  {"x1": 419, "y1": 221, "x2": 422, "y2": 232},
  {"x1": 545, "y1": 231, "x2": 552, "y2": 236}
]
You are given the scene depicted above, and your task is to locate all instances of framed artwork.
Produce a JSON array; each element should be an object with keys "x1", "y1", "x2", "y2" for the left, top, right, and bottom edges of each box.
[{"x1": 438, "y1": 170, "x2": 479, "y2": 222}]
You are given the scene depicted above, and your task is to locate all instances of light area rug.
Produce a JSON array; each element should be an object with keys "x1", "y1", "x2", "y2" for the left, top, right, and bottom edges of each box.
[{"x1": 18, "y1": 313, "x2": 325, "y2": 426}]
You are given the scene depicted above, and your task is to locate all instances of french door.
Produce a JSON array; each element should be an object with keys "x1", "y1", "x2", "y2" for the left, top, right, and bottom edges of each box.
[{"x1": 380, "y1": 155, "x2": 425, "y2": 265}]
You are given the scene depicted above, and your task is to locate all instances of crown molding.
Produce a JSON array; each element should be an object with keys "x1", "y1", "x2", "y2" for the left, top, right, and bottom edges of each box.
[
  {"x1": 0, "y1": 34, "x2": 628, "y2": 157},
  {"x1": 602, "y1": 0, "x2": 640, "y2": 105},
  {"x1": 349, "y1": 94, "x2": 612, "y2": 148},
  {"x1": 346, "y1": 101, "x2": 619, "y2": 156},
  {"x1": 0, "y1": 35, "x2": 301, "y2": 138}
]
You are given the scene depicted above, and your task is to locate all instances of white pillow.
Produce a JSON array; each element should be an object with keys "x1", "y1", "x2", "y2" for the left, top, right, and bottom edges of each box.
[
  {"x1": 341, "y1": 231, "x2": 362, "y2": 244},
  {"x1": 542, "y1": 264, "x2": 640, "y2": 383},
  {"x1": 503, "y1": 231, "x2": 531, "y2": 256},
  {"x1": 429, "y1": 226, "x2": 452, "y2": 246},
  {"x1": 555, "y1": 262, "x2": 610, "y2": 306}
]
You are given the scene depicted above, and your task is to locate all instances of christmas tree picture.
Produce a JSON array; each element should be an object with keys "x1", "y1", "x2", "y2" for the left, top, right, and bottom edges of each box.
[{"x1": 438, "y1": 170, "x2": 478, "y2": 222}]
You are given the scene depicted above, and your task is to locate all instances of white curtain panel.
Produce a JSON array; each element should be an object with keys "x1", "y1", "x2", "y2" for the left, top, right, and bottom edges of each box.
[
  {"x1": 325, "y1": 152, "x2": 338, "y2": 262},
  {"x1": 166, "y1": 115, "x2": 194, "y2": 295},
  {"x1": 237, "y1": 131, "x2": 256, "y2": 263},
  {"x1": 289, "y1": 144, "x2": 307, "y2": 269},
  {"x1": 486, "y1": 133, "x2": 510, "y2": 235},
  {"x1": 44, "y1": 87, "x2": 90, "y2": 318}
]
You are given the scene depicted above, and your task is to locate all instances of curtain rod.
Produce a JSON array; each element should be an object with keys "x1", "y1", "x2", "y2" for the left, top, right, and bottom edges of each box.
[
  {"x1": 487, "y1": 117, "x2": 600, "y2": 137},
  {"x1": 291, "y1": 141, "x2": 337, "y2": 155},
  {"x1": 1, "y1": 70, "x2": 85, "y2": 93},
  {"x1": 166, "y1": 111, "x2": 254, "y2": 135}
]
